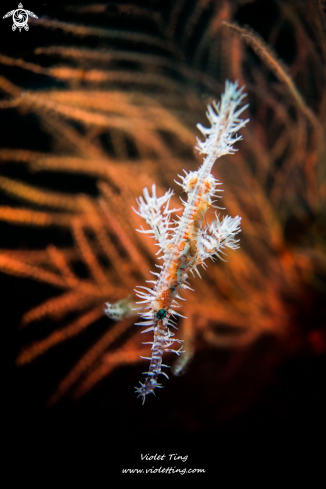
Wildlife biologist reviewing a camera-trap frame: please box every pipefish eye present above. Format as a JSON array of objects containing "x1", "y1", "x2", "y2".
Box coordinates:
[{"x1": 156, "y1": 309, "x2": 167, "y2": 319}]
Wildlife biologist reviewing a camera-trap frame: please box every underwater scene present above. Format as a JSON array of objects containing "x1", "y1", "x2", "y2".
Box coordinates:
[{"x1": 1, "y1": 0, "x2": 325, "y2": 473}]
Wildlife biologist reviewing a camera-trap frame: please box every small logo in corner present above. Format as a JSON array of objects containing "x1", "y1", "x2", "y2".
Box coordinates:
[{"x1": 3, "y1": 3, "x2": 38, "y2": 32}]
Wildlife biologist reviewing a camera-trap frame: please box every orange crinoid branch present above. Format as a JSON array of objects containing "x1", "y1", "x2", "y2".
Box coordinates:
[{"x1": 0, "y1": 1, "x2": 325, "y2": 409}]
